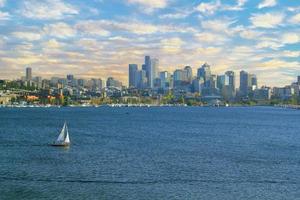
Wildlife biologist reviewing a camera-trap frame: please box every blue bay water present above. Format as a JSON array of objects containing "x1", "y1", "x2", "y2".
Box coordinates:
[{"x1": 0, "y1": 107, "x2": 300, "y2": 199}]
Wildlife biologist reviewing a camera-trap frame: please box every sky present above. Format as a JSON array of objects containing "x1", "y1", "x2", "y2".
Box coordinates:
[{"x1": 0, "y1": 0, "x2": 299, "y2": 87}]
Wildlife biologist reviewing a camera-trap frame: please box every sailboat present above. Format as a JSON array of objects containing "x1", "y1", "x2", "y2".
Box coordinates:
[{"x1": 51, "y1": 122, "x2": 70, "y2": 147}]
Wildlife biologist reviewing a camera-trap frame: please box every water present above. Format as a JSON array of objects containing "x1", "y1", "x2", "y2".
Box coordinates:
[{"x1": 0, "y1": 107, "x2": 300, "y2": 199}]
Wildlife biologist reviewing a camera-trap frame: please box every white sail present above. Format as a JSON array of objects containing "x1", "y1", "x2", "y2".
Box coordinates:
[
  {"x1": 64, "y1": 124, "x2": 70, "y2": 143},
  {"x1": 56, "y1": 122, "x2": 66, "y2": 142}
]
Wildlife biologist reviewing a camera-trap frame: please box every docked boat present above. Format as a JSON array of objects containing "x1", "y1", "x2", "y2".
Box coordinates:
[{"x1": 51, "y1": 122, "x2": 70, "y2": 147}]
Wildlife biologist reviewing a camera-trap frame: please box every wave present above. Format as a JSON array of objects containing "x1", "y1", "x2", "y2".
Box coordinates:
[{"x1": 0, "y1": 176, "x2": 297, "y2": 185}]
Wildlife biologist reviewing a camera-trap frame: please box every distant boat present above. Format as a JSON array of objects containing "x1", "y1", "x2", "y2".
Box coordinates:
[{"x1": 51, "y1": 122, "x2": 70, "y2": 147}]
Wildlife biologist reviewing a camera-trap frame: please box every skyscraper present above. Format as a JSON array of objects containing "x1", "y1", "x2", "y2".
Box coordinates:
[
  {"x1": 128, "y1": 64, "x2": 138, "y2": 88},
  {"x1": 144, "y1": 56, "x2": 159, "y2": 88},
  {"x1": 240, "y1": 70, "x2": 249, "y2": 97},
  {"x1": 184, "y1": 66, "x2": 192, "y2": 83},
  {"x1": 225, "y1": 71, "x2": 235, "y2": 91},
  {"x1": 144, "y1": 56, "x2": 151, "y2": 87},
  {"x1": 240, "y1": 70, "x2": 257, "y2": 97},
  {"x1": 173, "y1": 69, "x2": 184, "y2": 88},
  {"x1": 26, "y1": 67, "x2": 32, "y2": 81},
  {"x1": 197, "y1": 63, "x2": 211, "y2": 87}
]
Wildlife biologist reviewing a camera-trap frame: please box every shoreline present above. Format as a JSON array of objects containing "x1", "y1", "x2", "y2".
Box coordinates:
[{"x1": 0, "y1": 104, "x2": 297, "y2": 109}]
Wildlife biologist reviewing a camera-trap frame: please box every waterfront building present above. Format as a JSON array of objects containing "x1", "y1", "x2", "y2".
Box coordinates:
[
  {"x1": 239, "y1": 70, "x2": 257, "y2": 97},
  {"x1": 159, "y1": 71, "x2": 170, "y2": 89},
  {"x1": 184, "y1": 66, "x2": 193, "y2": 83},
  {"x1": 91, "y1": 79, "x2": 103, "y2": 91},
  {"x1": 197, "y1": 63, "x2": 211, "y2": 86},
  {"x1": 192, "y1": 78, "x2": 204, "y2": 93},
  {"x1": 254, "y1": 87, "x2": 272, "y2": 100},
  {"x1": 106, "y1": 77, "x2": 122, "y2": 89},
  {"x1": 26, "y1": 67, "x2": 32, "y2": 81},
  {"x1": 129, "y1": 64, "x2": 138, "y2": 88},
  {"x1": 225, "y1": 71, "x2": 235, "y2": 91},
  {"x1": 173, "y1": 69, "x2": 184, "y2": 88},
  {"x1": 273, "y1": 86, "x2": 295, "y2": 100}
]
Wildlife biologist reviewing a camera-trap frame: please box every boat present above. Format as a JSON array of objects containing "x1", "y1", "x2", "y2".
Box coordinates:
[{"x1": 51, "y1": 122, "x2": 70, "y2": 147}]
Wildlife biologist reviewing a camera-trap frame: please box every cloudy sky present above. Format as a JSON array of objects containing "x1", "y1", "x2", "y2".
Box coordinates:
[{"x1": 0, "y1": 0, "x2": 299, "y2": 86}]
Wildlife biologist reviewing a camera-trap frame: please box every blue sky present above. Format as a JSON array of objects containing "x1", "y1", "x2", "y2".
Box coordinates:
[{"x1": 0, "y1": 0, "x2": 299, "y2": 86}]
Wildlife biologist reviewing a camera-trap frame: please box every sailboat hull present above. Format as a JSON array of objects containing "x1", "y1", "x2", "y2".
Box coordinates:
[{"x1": 51, "y1": 142, "x2": 70, "y2": 147}]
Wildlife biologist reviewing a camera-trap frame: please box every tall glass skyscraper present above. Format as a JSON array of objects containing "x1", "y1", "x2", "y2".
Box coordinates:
[
  {"x1": 128, "y1": 64, "x2": 138, "y2": 88},
  {"x1": 26, "y1": 67, "x2": 32, "y2": 81}
]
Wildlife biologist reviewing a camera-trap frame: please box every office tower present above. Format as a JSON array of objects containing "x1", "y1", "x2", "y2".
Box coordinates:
[
  {"x1": 298, "y1": 76, "x2": 300, "y2": 85},
  {"x1": 192, "y1": 78, "x2": 204, "y2": 93},
  {"x1": 184, "y1": 66, "x2": 193, "y2": 83},
  {"x1": 250, "y1": 74, "x2": 257, "y2": 90},
  {"x1": 144, "y1": 56, "x2": 159, "y2": 88},
  {"x1": 217, "y1": 75, "x2": 229, "y2": 90},
  {"x1": 240, "y1": 70, "x2": 249, "y2": 97},
  {"x1": 106, "y1": 77, "x2": 122, "y2": 89},
  {"x1": 173, "y1": 69, "x2": 184, "y2": 87},
  {"x1": 225, "y1": 71, "x2": 235, "y2": 91},
  {"x1": 135, "y1": 70, "x2": 147, "y2": 89},
  {"x1": 151, "y1": 58, "x2": 159, "y2": 82},
  {"x1": 67, "y1": 74, "x2": 74, "y2": 86},
  {"x1": 240, "y1": 70, "x2": 257, "y2": 97},
  {"x1": 129, "y1": 64, "x2": 138, "y2": 88},
  {"x1": 77, "y1": 79, "x2": 86, "y2": 87},
  {"x1": 160, "y1": 71, "x2": 170, "y2": 89},
  {"x1": 144, "y1": 56, "x2": 151, "y2": 87},
  {"x1": 197, "y1": 63, "x2": 211, "y2": 88},
  {"x1": 91, "y1": 79, "x2": 102, "y2": 91},
  {"x1": 26, "y1": 67, "x2": 32, "y2": 80}
]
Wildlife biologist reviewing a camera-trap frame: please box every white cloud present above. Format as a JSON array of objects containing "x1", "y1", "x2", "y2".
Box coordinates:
[
  {"x1": 0, "y1": 11, "x2": 9, "y2": 20},
  {"x1": 258, "y1": 0, "x2": 277, "y2": 9},
  {"x1": 289, "y1": 13, "x2": 300, "y2": 24},
  {"x1": 161, "y1": 37, "x2": 184, "y2": 53},
  {"x1": 250, "y1": 12, "x2": 284, "y2": 28},
  {"x1": 281, "y1": 33, "x2": 300, "y2": 44},
  {"x1": 201, "y1": 19, "x2": 236, "y2": 34},
  {"x1": 256, "y1": 41, "x2": 283, "y2": 50},
  {"x1": 159, "y1": 12, "x2": 190, "y2": 19},
  {"x1": 127, "y1": 0, "x2": 168, "y2": 13},
  {"x1": 224, "y1": 0, "x2": 247, "y2": 11},
  {"x1": 21, "y1": 0, "x2": 79, "y2": 20},
  {"x1": 75, "y1": 21, "x2": 110, "y2": 37},
  {"x1": 196, "y1": 0, "x2": 221, "y2": 15},
  {"x1": 239, "y1": 29, "x2": 263, "y2": 40},
  {"x1": 43, "y1": 22, "x2": 76, "y2": 38},
  {"x1": 12, "y1": 32, "x2": 42, "y2": 41},
  {"x1": 195, "y1": 32, "x2": 228, "y2": 44},
  {"x1": 281, "y1": 50, "x2": 300, "y2": 58}
]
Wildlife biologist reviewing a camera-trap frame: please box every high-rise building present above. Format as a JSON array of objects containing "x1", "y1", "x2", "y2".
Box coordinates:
[
  {"x1": 159, "y1": 71, "x2": 170, "y2": 89},
  {"x1": 26, "y1": 67, "x2": 32, "y2": 80},
  {"x1": 173, "y1": 69, "x2": 184, "y2": 88},
  {"x1": 217, "y1": 75, "x2": 229, "y2": 90},
  {"x1": 184, "y1": 66, "x2": 193, "y2": 83},
  {"x1": 197, "y1": 63, "x2": 211, "y2": 88},
  {"x1": 240, "y1": 70, "x2": 250, "y2": 97},
  {"x1": 128, "y1": 64, "x2": 138, "y2": 88},
  {"x1": 298, "y1": 76, "x2": 300, "y2": 85},
  {"x1": 144, "y1": 56, "x2": 159, "y2": 88},
  {"x1": 67, "y1": 74, "x2": 77, "y2": 87},
  {"x1": 106, "y1": 77, "x2": 122, "y2": 89},
  {"x1": 144, "y1": 56, "x2": 151, "y2": 87},
  {"x1": 225, "y1": 71, "x2": 235, "y2": 91},
  {"x1": 135, "y1": 70, "x2": 147, "y2": 89},
  {"x1": 240, "y1": 70, "x2": 257, "y2": 97}
]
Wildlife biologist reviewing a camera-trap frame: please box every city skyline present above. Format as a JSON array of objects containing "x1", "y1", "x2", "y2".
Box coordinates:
[{"x1": 0, "y1": 0, "x2": 299, "y2": 86}]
